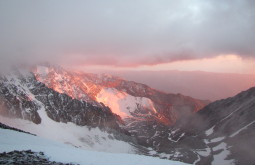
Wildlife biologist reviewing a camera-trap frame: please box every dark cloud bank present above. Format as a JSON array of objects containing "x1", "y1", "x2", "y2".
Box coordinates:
[{"x1": 0, "y1": 0, "x2": 255, "y2": 67}]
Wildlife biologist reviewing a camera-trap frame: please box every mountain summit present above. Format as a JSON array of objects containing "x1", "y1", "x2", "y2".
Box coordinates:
[{"x1": 33, "y1": 64, "x2": 208, "y2": 125}]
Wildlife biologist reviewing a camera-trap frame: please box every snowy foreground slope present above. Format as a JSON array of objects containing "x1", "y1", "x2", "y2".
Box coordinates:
[
  {"x1": 0, "y1": 108, "x2": 134, "y2": 154},
  {"x1": 0, "y1": 128, "x2": 188, "y2": 165}
]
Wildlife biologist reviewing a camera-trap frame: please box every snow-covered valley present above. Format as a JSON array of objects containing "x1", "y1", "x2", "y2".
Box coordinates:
[{"x1": 0, "y1": 127, "x2": 188, "y2": 165}]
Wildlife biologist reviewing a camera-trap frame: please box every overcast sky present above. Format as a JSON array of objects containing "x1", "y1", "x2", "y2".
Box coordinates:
[{"x1": 0, "y1": 0, "x2": 255, "y2": 71}]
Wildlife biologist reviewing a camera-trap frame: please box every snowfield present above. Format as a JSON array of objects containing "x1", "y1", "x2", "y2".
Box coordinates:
[
  {"x1": 0, "y1": 108, "x2": 134, "y2": 154},
  {"x1": 96, "y1": 88, "x2": 157, "y2": 118},
  {"x1": 0, "y1": 128, "x2": 188, "y2": 165}
]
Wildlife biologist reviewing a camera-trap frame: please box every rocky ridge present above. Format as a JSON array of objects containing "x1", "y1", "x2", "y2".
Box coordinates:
[{"x1": 0, "y1": 64, "x2": 254, "y2": 164}]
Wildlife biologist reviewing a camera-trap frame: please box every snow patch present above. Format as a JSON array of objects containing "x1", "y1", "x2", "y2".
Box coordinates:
[
  {"x1": 96, "y1": 88, "x2": 157, "y2": 118},
  {"x1": 36, "y1": 66, "x2": 49, "y2": 76},
  {"x1": 147, "y1": 148, "x2": 182, "y2": 160},
  {"x1": 195, "y1": 148, "x2": 211, "y2": 157},
  {"x1": 168, "y1": 133, "x2": 185, "y2": 142},
  {"x1": 212, "y1": 142, "x2": 234, "y2": 165},
  {"x1": 210, "y1": 136, "x2": 225, "y2": 143},
  {"x1": 148, "y1": 148, "x2": 157, "y2": 155},
  {"x1": 205, "y1": 125, "x2": 215, "y2": 136}
]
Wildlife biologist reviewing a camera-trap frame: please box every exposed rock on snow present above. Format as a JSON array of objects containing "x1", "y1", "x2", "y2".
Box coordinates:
[
  {"x1": 0, "y1": 150, "x2": 76, "y2": 165},
  {"x1": 0, "y1": 128, "x2": 188, "y2": 165}
]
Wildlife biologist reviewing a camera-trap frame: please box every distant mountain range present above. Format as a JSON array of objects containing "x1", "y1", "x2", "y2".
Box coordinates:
[
  {"x1": 0, "y1": 64, "x2": 254, "y2": 165},
  {"x1": 103, "y1": 70, "x2": 255, "y2": 101}
]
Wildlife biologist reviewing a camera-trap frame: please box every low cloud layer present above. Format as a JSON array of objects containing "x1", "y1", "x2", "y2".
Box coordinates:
[{"x1": 0, "y1": 0, "x2": 255, "y2": 67}]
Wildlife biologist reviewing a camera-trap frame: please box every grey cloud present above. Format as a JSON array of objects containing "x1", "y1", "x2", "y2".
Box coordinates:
[{"x1": 0, "y1": 0, "x2": 254, "y2": 67}]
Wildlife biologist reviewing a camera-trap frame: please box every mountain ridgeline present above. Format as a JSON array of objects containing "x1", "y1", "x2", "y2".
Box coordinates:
[
  {"x1": 0, "y1": 68, "x2": 124, "y2": 133},
  {"x1": 0, "y1": 64, "x2": 254, "y2": 165}
]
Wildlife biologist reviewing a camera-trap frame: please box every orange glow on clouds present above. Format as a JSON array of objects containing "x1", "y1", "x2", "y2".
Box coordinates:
[
  {"x1": 79, "y1": 54, "x2": 255, "y2": 74},
  {"x1": 136, "y1": 55, "x2": 255, "y2": 74}
]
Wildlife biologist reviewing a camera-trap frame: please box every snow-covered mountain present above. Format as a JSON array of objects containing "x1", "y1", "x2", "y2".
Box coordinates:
[
  {"x1": 0, "y1": 64, "x2": 254, "y2": 164},
  {"x1": 31, "y1": 64, "x2": 211, "y2": 154},
  {"x1": 0, "y1": 67, "x2": 125, "y2": 132},
  {"x1": 33, "y1": 64, "x2": 208, "y2": 124}
]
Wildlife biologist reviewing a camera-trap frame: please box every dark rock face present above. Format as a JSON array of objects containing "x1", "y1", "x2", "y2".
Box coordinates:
[
  {"x1": 0, "y1": 150, "x2": 77, "y2": 165},
  {"x1": 0, "y1": 74, "x2": 42, "y2": 124},
  {"x1": 144, "y1": 87, "x2": 255, "y2": 165},
  {"x1": 0, "y1": 70, "x2": 125, "y2": 134},
  {"x1": 30, "y1": 81, "x2": 123, "y2": 131},
  {"x1": 0, "y1": 122, "x2": 35, "y2": 135}
]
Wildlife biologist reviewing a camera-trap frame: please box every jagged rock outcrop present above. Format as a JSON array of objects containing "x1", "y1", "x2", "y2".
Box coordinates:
[
  {"x1": 146, "y1": 87, "x2": 255, "y2": 165},
  {"x1": 0, "y1": 69, "x2": 125, "y2": 134},
  {"x1": 0, "y1": 150, "x2": 77, "y2": 165},
  {"x1": 0, "y1": 122, "x2": 35, "y2": 135}
]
